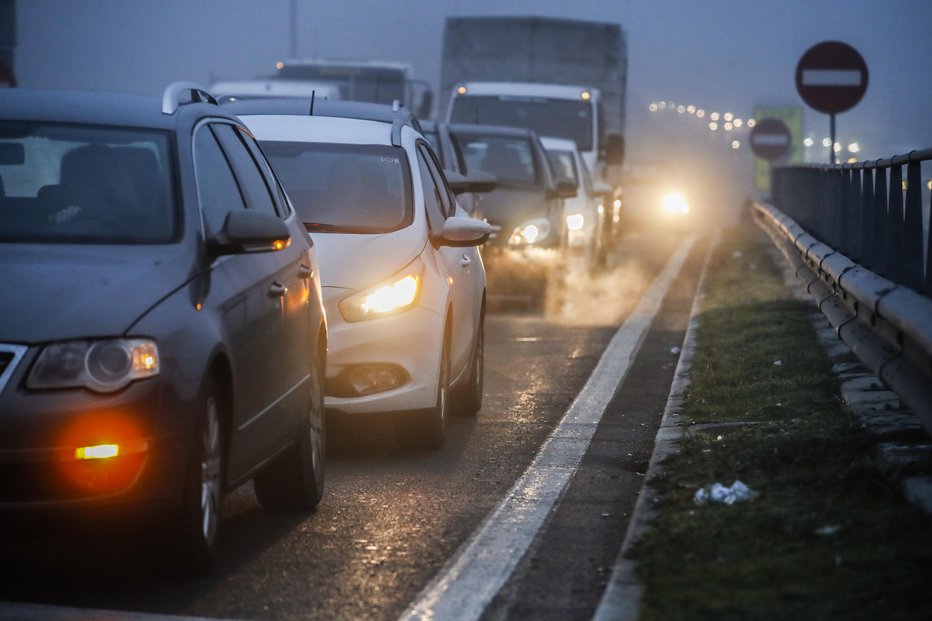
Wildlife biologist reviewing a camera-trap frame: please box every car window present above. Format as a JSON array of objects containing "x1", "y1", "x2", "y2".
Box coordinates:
[
  {"x1": 455, "y1": 133, "x2": 538, "y2": 187},
  {"x1": 546, "y1": 149, "x2": 579, "y2": 186},
  {"x1": 417, "y1": 143, "x2": 455, "y2": 217},
  {"x1": 0, "y1": 121, "x2": 175, "y2": 244},
  {"x1": 259, "y1": 141, "x2": 412, "y2": 234},
  {"x1": 415, "y1": 147, "x2": 448, "y2": 235},
  {"x1": 194, "y1": 124, "x2": 247, "y2": 238},
  {"x1": 212, "y1": 124, "x2": 277, "y2": 216}
]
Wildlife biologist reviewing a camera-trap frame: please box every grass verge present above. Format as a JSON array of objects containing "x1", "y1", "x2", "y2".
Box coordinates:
[{"x1": 630, "y1": 214, "x2": 932, "y2": 621}]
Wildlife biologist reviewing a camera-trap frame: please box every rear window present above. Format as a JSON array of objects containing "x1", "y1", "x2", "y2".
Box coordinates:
[
  {"x1": 0, "y1": 122, "x2": 175, "y2": 244},
  {"x1": 454, "y1": 133, "x2": 539, "y2": 187},
  {"x1": 259, "y1": 141, "x2": 412, "y2": 234}
]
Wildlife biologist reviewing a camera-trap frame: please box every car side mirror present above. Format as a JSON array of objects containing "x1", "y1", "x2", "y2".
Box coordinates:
[
  {"x1": 439, "y1": 216, "x2": 491, "y2": 247},
  {"x1": 445, "y1": 169, "x2": 498, "y2": 195},
  {"x1": 592, "y1": 180, "x2": 615, "y2": 199},
  {"x1": 549, "y1": 180, "x2": 578, "y2": 200},
  {"x1": 209, "y1": 209, "x2": 291, "y2": 256}
]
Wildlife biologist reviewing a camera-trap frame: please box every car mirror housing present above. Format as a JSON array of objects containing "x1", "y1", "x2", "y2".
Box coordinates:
[
  {"x1": 445, "y1": 169, "x2": 498, "y2": 195},
  {"x1": 439, "y1": 216, "x2": 491, "y2": 247},
  {"x1": 549, "y1": 180, "x2": 578, "y2": 200},
  {"x1": 592, "y1": 180, "x2": 615, "y2": 198},
  {"x1": 209, "y1": 209, "x2": 291, "y2": 256}
]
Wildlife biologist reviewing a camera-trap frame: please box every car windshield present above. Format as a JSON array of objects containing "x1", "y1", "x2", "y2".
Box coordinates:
[
  {"x1": 454, "y1": 133, "x2": 539, "y2": 188},
  {"x1": 450, "y1": 96, "x2": 594, "y2": 151},
  {"x1": 259, "y1": 141, "x2": 412, "y2": 233},
  {"x1": 0, "y1": 122, "x2": 175, "y2": 244}
]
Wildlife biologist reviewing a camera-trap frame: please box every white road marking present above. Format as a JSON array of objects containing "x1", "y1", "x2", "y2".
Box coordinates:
[{"x1": 399, "y1": 236, "x2": 698, "y2": 621}]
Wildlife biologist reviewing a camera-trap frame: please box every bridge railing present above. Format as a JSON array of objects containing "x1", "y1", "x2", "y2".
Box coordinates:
[{"x1": 752, "y1": 149, "x2": 932, "y2": 431}]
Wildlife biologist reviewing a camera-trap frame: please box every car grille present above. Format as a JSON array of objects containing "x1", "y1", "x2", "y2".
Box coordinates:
[{"x1": 0, "y1": 344, "x2": 27, "y2": 395}]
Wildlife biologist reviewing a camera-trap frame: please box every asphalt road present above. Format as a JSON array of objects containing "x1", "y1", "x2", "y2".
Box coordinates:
[{"x1": 0, "y1": 230, "x2": 703, "y2": 621}]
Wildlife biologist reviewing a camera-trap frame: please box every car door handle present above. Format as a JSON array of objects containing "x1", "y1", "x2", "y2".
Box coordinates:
[
  {"x1": 268, "y1": 282, "x2": 287, "y2": 297},
  {"x1": 460, "y1": 254, "x2": 472, "y2": 267},
  {"x1": 298, "y1": 264, "x2": 313, "y2": 280}
]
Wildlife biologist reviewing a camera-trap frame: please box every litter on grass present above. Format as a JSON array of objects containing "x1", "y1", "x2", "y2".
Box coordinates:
[{"x1": 693, "y1": 480, "x2": 757, "y2": 505}]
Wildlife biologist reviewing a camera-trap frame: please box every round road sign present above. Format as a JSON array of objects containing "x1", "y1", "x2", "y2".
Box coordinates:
[
  {"x1": 795, "y1": 41, "x2": 868, "y2": 114},
  {"x1": 749, "y1": 118, "x2": 792, "y2": 161}
]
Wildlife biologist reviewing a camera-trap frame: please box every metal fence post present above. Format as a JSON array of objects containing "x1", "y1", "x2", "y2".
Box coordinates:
[
  {"x1": 886, "y1": 163, "x2": 904, "y2": 283},
  {"x1": 873, "y1": 164, "x2": 888, "y2": 278},
  {"x1": 902, "y1": 156, "x2": 924, "y2": 292},
  {"x1": 860, "y1": 167, "x2": 874, "y2": 268}
]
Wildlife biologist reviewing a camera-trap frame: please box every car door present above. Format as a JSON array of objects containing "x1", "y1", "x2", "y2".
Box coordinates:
[
  {"x1": 415, "y1": 141, "x2": 481, "y2": 381},
  {"x1": 194, "y1": 122, "x2": 303, "y2": 476}
]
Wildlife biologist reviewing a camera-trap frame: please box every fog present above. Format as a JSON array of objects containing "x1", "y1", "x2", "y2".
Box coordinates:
[{"x1": 11, "y1": 0, "x2": 932, "y2": 216}]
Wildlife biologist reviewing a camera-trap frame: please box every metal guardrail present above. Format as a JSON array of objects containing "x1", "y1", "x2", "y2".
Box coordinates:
[
  {"x1": 751, "y1": 199, "x2": 932, "y2": 433},
  {"x1": 770, "y1": 149, "x2": 932, "y2": 295}
]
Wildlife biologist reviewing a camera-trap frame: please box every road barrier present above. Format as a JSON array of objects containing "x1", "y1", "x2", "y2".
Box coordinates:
[
  {"x1": 752, "y1": 166, "x2": 932, "y2": 430},
  {"x1": 770, "y1": 149, "x2": 932, "y2": 294}
]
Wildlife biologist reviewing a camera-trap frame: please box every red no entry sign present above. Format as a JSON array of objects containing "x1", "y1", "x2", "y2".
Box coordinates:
[
  {"x1": 749, "y1": 118, "x2": 791, "y2": 161},
  {"x1": 795, "y1": 41, "x2": 868, "y2": 114}
]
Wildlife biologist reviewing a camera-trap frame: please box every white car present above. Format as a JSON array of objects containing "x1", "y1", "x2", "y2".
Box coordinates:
[
  {"x1": 540, "y1": 136, "x2": 612, "y2": 265},
  {"x1": 227, "y1": 99, "x2": 490, "y2": 448}
]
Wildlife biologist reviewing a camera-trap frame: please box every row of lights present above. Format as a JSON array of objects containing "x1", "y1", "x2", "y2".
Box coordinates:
[{"x1": 648, "y1": 100, "x2": 757, "y2": 151}]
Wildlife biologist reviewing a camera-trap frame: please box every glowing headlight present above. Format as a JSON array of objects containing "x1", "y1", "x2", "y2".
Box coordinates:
[
  {"x1": 566, "y1": 213, "x2": 585, "y2": 231},
  {"x1": 509, "y1": 218, "x2": 551, "y2": 246},
  {"x1": 662, "y1": 192, "x2": 690, "y2": 215},
  {"x1": 27, "y1": 339, "x2": 160, "y2": 393},
  {"x1": 340, "y1": 260, "x2": 423, "y2": 322}
]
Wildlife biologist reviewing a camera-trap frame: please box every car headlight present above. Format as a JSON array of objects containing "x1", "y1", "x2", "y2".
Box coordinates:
[
  {"x1": 662, "y1": 192, "x2": 690, "y2": 215},
  {"x1": 27, "y1": 338, "x2": 160, "y2": 393},
  {"x1": 565, "y1": 213, "x2": 585, "y2": 231},
  {"x1": 509, "y1": 218, "x2": 551, "y2": 245},
  {"x1": 339, "y1": 259, "x2": 423, "y2": 322}
]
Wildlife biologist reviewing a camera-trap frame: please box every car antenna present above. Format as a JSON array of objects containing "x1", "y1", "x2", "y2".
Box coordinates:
[{"x1": 309, "y1": 90, "x2": 316, "y2": 116}]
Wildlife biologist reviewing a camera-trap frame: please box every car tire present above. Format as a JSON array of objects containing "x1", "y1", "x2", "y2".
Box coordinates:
[
  {"x1": 454, "y1": 310, "x2": 484, "y2": 417},
  {"x1": 254, "y1": 359, "x2": 326, "y2": 512},
  {"x1": 162, "y1": 376, "x2": 224, "y2": 576}
]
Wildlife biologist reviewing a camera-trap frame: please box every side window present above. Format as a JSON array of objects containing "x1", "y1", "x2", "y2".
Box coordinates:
[
  {"x1": 240, "y1": 128, "x2": 293, "y2": 218},
  {"x1": 212, "y1": 124, "x2": 278, "y2": 216},
  {"x1": 417, "y1": 143, "x2": 454, "y2": 217},
  {"x1": 415, "y1": 147, "x2": 446, "y2": 235},
  {"x1": 193, "y1": 124, "x2": 246, "y2": 238}
]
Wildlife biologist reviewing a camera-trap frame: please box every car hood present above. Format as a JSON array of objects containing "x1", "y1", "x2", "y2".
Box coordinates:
[
  {"x1": 310, "y1": 226, "x2": 425, "y2": 291},
  {"x1": 0, "y1": 245, "x2": 192, "y2": 343},
  {"x1": 472, "y1": 186, "x2": 552, "y2": 228}
]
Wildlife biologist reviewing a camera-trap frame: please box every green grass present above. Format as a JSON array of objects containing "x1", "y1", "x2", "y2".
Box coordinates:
[{"x1": 631, "y1": 215, "x2": 932, "y2": 621}]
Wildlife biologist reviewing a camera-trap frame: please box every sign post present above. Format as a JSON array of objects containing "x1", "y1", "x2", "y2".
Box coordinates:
[{"x1": 795, "y1": 41, "x2": 868, "y2": 163}]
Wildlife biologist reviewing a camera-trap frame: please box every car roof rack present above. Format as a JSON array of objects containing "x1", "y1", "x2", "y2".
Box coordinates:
[{"x1": 162, "y1": 82, "x2": 219, "y2": 115}]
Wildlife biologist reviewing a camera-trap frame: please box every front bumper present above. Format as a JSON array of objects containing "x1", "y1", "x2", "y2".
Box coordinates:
[{"x1": 322, "y1": 290, "x2": 444, "y2": 415}]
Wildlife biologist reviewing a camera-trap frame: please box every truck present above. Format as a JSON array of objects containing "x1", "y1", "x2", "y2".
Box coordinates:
[
  {"x1": 440, "y1": 16, "x2": 627, "y2": 189},
  {"x1": 270, "y1": 58, "x2": 433, "y2": 119}
]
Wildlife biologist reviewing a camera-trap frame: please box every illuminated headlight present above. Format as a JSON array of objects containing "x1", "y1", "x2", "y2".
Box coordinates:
[
  {"x1": 27, "y1": 339, "x2": 160, "y2": 393},
  {"x1": 565, "y1": 213, "x2": 585, "y2": 231},
  {"x1": 662, "y1": 192, "x2": 690, "y2": 215},
  {"x1": 340, "y1": 259, "x2": 423, "y2": 322},
  {"x1": 509, "y1": 218, "x2": 551, "y2": 245}
]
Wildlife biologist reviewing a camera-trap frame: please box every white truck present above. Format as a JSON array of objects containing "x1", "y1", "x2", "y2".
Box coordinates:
[
  {"x1": 270, "y1": 58, "x2": 433, "y2": 119},
  {"x1": 440, "y1": 16, "x2": 627, "y2": 188}
]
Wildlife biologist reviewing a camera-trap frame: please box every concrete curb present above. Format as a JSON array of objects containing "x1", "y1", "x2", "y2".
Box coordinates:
[{"x1": 591, "y1": 233, "x2": 716, "y2": 621}]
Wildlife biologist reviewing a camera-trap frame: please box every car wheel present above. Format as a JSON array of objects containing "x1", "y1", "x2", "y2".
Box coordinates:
[
  {"x1": 400, "y1": 333, "x2": 449, "y2": 449},
  {"x1": 454, "y1": 310, "x2": 484, "y2": 417},
  {"x1": 254, "y1": 360, "x2": 326, "y2": 512},
  {"x1": 163, "y1": 376, "x2": 224, "y2": 576}
]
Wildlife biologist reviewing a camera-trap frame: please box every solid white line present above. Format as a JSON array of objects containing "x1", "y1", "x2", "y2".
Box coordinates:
[{"x1": 399, "y1": 236, "x2": 698, "y2": 621}]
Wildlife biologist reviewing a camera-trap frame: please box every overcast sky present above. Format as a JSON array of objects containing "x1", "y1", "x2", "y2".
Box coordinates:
[{"x1": 13, "y1": 0, "x2": 932, "y2": 161}]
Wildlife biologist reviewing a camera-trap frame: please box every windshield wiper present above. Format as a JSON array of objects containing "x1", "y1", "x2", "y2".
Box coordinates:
[{"x1": 305, "y1": 222, "x2": 389, "y2": 234}]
